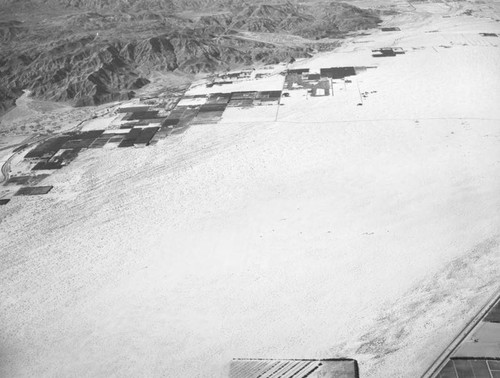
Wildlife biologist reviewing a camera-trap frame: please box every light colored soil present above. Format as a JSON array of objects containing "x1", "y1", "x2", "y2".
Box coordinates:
[{"x1": 1, "y1": 1, "x2": 500, "y2": 377}]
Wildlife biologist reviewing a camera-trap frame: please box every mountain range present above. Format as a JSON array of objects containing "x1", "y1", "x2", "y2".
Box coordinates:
[{"x1": 0, "y1": 0, "x2": 382, "y2": 114}]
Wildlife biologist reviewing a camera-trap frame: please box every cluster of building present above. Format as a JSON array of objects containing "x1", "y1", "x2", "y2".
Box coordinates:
[{"x1": 285, "y1": 67, "x2": 364, "y2": 96}]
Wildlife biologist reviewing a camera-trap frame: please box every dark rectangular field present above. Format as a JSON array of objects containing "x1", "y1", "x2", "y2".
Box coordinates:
[
  {"x1": 166, "y1": 106, "x2": 201, "y2": 126},
  {"x1": 192, "y1": 111, "x2": 224, "y2": 124},
  {"x1": 480, "y1": 32, "x2": 498, "y2": 37},
  {"x1": 118, "y1": 128, "x2": 142, "y2": 147},
  {"x1": 32, "y1": 161, "x2": 63, "y2": 170},
  {"x1": 24, "y1": 136, "x2": 71, "y2": 160},
  {"x1": 134, "y1": 127, "x2": 159, "y2": 146},
  {"x1": 199, "y1": 103, "x2": 227, "y2": 112},
  {"x1": 256, "y1": 91, "x2": 282, "y2": 99},
  {"x1": 229, "y1": 359, "x2": 359, "y2": 378},
  {"x1": 381, "y1": 27, "x2": 400, "y2": 31},
  {"x1": 123, "y1": 111, "x2": 160, "y2": 121},
  {"x1": 227, "y1": 98, "x2": 254, "y2": 107},
  {"x1": 89, "y1": 137, "x2": 111, "y2": 148},
  {"x1": 116, "y1": 106, "x2": 150, "y2": 113},
  {"x1": 71, "y1": 130, "x2": 105, "y2": 139},
  {"x1": 149, "y1": 127, "x2": 170, "y2": 143},
  {"x1": 163, "y1": 118, "x2": 180, "y2": 126},
  {"x1": 0, "y1": 199, "x2": 10, "y2": 205},
  {"x1": 320, "y1": 67, "x2": 356, "y2": 79},
  {"x1": 485, "y1": 300, "x2": 500, "y2": 323},
  {"x1": 6, "y1": 175, "x2": 49, "y2": 186},
  {"x1": 230, "y1": 91, "x2": 257, "y2": 100},
  {"x1": 372, "y1": 48, "x2": 397, "y2": 57},
  {"x1": 288, "y1": 68, "x2": 310, "y2": 74},
  {"x1": 108, "y1": 136, "x2": 125, "y2": 144},
  {"x1": 61, "y1": 139, "x2": 94, "y2": 149},
  {"x1": 15, "y1": 186, "x2": 53, "y2": 196}
]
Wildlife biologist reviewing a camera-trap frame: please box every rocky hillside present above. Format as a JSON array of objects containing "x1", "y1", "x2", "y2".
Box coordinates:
[{"x1": 0, "y1": 0, "x2": 382, "y2": 114}]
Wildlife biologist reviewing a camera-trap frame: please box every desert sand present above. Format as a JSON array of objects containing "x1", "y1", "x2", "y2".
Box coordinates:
[{"x1": 1, "y1": 1, "x2": 499, "y2": 377}]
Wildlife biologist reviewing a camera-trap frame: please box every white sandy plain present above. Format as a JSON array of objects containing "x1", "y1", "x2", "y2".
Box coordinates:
[{"x1": 1, "y1": 1, "x2": 500, "y2": 377}]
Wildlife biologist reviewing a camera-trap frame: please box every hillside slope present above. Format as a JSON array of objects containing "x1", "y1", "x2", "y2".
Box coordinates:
[{"x1": 0, "y1": 0, "x2": 381, "y2": 114}]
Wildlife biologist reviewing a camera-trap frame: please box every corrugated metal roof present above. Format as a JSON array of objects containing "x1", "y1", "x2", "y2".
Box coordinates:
[{"x1": 229, "y1": 359, "x2": 358, "y2": 378}]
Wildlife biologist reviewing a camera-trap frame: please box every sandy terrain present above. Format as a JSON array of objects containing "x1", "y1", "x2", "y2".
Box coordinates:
[{"x1": 1, "y1": 1, "x2": 500, "y2": 377}]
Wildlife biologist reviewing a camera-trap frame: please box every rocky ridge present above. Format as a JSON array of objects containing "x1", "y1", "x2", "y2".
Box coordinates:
[{"x1": 0, "y1": 0, "x2": 382, "y2": 114}]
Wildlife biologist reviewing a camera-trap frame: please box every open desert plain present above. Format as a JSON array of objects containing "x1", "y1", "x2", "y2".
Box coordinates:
[{"x1": 1, "y1": 0, "x2": 500, "y2": 377}]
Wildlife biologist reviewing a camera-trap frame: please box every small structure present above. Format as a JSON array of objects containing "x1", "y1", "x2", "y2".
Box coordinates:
[
  {"x1": 480, "y1": 32, "x2": 498, "y2": 37},
  {"x1": 15, "y1": 186, "x2": 53, "y2": 196},
  {"x1": 229, "y1": 359, "x2": 359, "y2": 378},
  {"x1": 372, "y1": 47, "x2": 405, "y2": 57}
]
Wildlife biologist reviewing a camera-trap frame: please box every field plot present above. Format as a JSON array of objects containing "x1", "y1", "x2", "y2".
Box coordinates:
[{"x1": 14, "y1": 186, "x2": 53, "y2": 196}]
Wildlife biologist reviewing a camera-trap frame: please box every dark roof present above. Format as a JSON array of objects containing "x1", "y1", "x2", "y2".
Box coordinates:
[
  {"x1": 320, "y1": 67, "x2": 356, "y2": 79},
  {"x1": 15, "y1": 186, "x2": 53, "y2": 195},
  {"x1": 288, "y1": 68, "x2": 310, "y2": 74}
]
